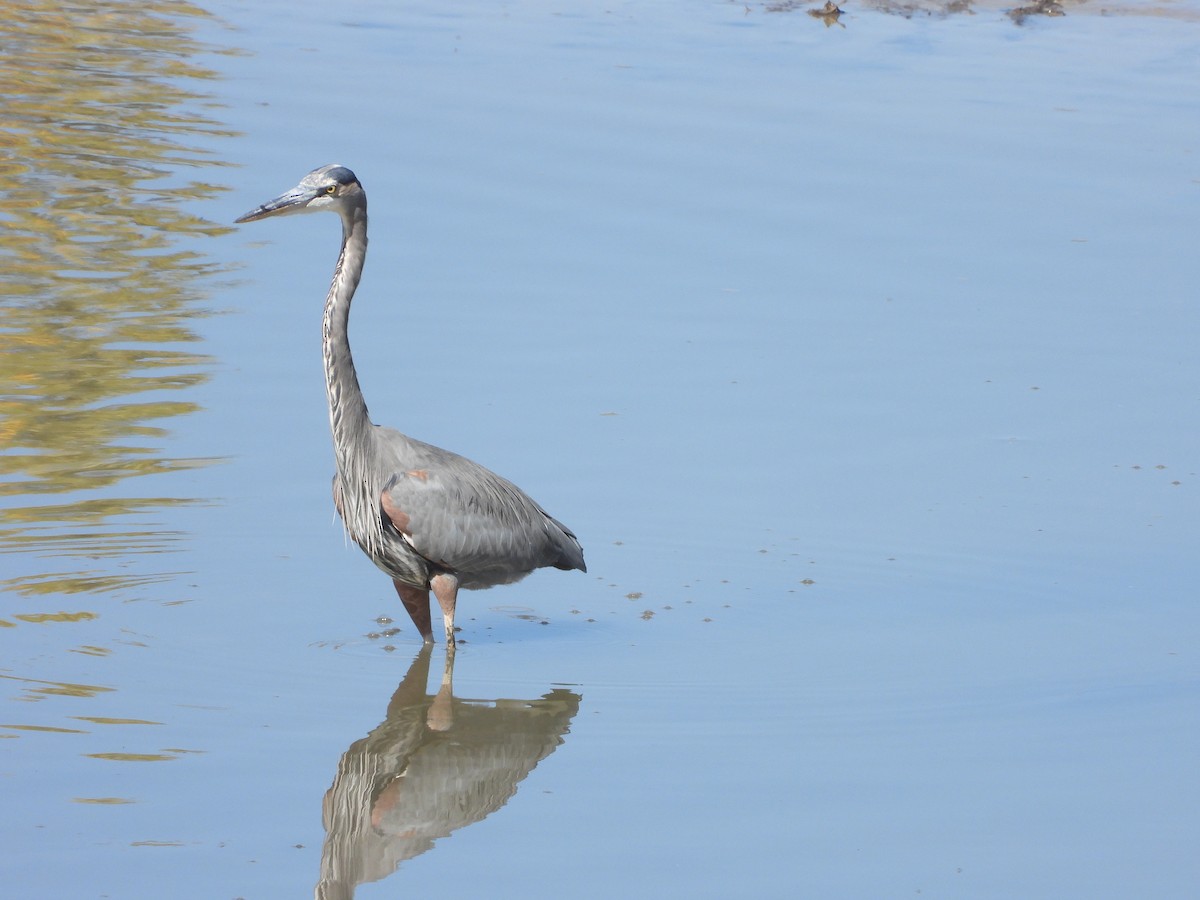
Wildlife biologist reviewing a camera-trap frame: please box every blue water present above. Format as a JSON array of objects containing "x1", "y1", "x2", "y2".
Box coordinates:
[{"x1": 2, "y1": 2, "x2": 1198, "y2": 897}]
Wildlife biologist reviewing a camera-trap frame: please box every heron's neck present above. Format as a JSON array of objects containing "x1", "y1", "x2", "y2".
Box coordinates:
[{"x1": 323, "y1": 203, "x2": 374, "y2": 484}]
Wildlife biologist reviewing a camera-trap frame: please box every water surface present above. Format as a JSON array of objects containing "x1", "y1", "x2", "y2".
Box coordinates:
[{"x1": 2, "y1": 1, "x2": 1198, "y2": 897}]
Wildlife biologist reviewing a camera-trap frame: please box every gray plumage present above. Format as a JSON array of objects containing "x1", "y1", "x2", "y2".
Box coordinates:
[{"x1": 236, "y1": 164, "x2": 585, "y2": 646}]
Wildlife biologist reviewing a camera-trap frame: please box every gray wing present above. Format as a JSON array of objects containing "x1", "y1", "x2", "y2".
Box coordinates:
[{"x1": 378, "y1": 436, "x2": 585, "y2": 588}]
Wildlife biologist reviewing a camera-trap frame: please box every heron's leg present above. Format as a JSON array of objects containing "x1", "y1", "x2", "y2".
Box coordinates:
[
  {"x1": 430, "y1": 572, "x2": 460, "y2": 648},
  {"x1": 393, "y1": 580, "x2": 433, "y2": 644}
]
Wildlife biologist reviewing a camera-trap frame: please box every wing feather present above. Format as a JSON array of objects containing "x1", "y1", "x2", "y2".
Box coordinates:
[{"x1": 377, "y1": 433, "x2": 584, "y2": 588}]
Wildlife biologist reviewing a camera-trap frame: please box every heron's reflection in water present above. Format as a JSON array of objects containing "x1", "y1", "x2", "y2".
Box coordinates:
[{"x1": 315, "y1": 647, "x2": 581, "y2": 899}]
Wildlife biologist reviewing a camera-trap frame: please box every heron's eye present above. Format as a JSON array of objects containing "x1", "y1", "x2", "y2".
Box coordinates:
[{"x1": 325, "y1": 185, "x2": 337, "y2": 195}]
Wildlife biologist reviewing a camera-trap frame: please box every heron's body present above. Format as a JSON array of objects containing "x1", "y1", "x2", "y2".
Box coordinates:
[{"x1": 236, "y1": 164, "x2": 584, "y2": 646}]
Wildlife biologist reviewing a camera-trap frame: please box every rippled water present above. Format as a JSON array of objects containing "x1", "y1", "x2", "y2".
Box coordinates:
[{"x1": 2, "y1": 1, "x2": 1198, "y2": 897}]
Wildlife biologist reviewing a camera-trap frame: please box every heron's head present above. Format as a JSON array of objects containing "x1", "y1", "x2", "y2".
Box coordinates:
[{"x1": 235, "y1": 164, "x2": 364, "y2": 223}]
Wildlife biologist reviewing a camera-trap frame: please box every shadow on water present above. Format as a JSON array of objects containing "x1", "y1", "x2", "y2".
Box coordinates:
[
  {"x1": 316, "y1": 646, "x2": 581, "y2": 900},
  {"x1": 0, "y1": 0, "x2": 238, "y2": 606}
]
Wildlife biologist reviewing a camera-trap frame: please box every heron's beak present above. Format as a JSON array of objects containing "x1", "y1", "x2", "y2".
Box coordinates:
[{"x1": 234, "y1": 185, "x2": 319, "y2": 224}]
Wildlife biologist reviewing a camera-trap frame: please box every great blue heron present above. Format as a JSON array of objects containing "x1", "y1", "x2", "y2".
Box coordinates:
[{"x1": 235, "y1": 164, "x2": 585, "y2": 647}]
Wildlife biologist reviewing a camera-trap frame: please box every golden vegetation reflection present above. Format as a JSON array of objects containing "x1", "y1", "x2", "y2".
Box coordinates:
[{"x1": 0, "y1": 0, "x2": 237, "y2": 603}]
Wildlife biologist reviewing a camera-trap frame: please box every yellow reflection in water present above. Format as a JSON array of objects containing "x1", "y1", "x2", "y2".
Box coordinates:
[
  {"x1": 13, "y1": 611, "x2": 99, "y2": 623},
  {"x1": 0, "y1": 0, "x2": 237, "y2": 602},
  {"x1": 1, "y1": 723, "x2": 89, "y2": 735},
  {"x1": 0, "y1": 673, "x2": 116, "y2": 701},
  {"x1": 86, "y1": 752, "x2": 179, "y2": 763}
]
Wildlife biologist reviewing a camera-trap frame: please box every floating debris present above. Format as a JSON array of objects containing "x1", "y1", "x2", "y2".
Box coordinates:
[
  {"x1": 1009, "y1": 0, "x2": 1064, "y2": 23},
  {"x1": 764, "y1": 0, "x2": 844, "y2": 24},
  {"x1": 808, "y1": 0, "x2": 845, "y2": 25}
]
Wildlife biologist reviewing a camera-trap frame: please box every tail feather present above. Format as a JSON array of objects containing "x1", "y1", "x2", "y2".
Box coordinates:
[{"x1": 547, "y1": 516, "x2": 586, "y2": 573}]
